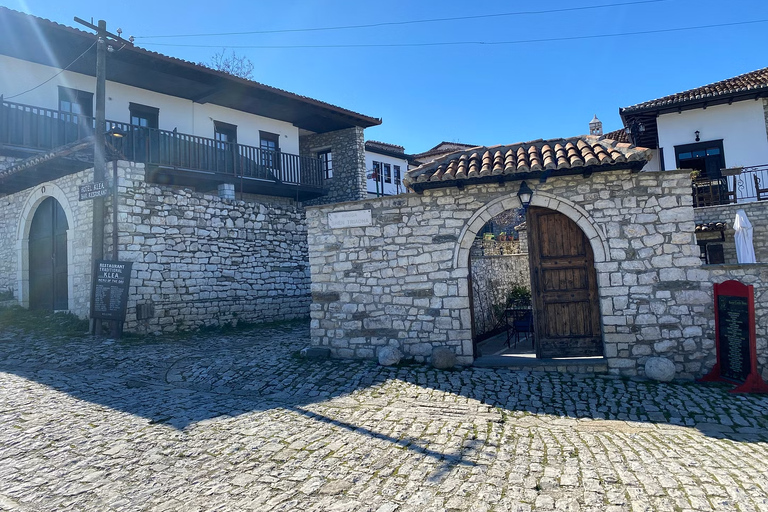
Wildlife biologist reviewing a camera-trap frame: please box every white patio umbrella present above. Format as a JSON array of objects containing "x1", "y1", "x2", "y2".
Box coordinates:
[{"x1": 734, "y1": 209, "x2": 757, "y2": 264}]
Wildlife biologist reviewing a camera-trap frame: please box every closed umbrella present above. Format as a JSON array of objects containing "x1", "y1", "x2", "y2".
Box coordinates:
[{"x1": 734, "y1": 209, "x2": 756, "y2": 264}]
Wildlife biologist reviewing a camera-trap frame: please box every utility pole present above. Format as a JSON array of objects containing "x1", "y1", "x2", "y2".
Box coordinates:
[{"x1": 74, "y1": 17, "x2": 132, "y2": 335}]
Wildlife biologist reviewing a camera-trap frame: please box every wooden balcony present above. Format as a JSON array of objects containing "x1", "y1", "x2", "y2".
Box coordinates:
[{"x1": 0, "y1": 99, "x2": 326, "y2": 200}]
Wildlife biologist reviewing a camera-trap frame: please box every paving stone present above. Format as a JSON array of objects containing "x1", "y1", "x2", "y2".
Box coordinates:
[{"x1": 0, "y1": 322, "x2": 767, "y2": 511}]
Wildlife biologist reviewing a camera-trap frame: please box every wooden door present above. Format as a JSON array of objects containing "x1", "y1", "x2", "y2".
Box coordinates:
[
  {"x1": 29, "y1": 197, "x2": 68, "y2": 311},
  {"x1": 527, "y1": 206, "x2": 602, "y2": 358}
]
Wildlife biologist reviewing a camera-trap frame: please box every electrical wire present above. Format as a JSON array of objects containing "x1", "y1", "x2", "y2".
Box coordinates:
[
  {"x1": 136, "y1": 0, "x2": 667, "y2": 39},
  {"x1": 4, "y1": 41, "x2": 97, "y2": 100},
  {"x1": 140, "y1": 19, "x2": 768, "y2": 49}
]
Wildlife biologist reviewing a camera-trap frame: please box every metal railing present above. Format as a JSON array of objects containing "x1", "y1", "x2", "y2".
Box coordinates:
[
  {"x1": 0, "y1": 99, "x2": 324, "y2": 188},
  {"x1": 691, "y1": 165, "x2": 768, "y2": 207}
]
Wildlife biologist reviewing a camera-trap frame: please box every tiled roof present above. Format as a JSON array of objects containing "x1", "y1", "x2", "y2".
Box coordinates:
[
  {"x1": 412, "y1": 141, "x2": 479, "y2": 161},
  {"x1": 602, "y1": 128, "x2": 630, "y2": 143},
  {"x1": 404, "y1": 136, "x2": 652, "y2": 191},
  {"x1": 365, "y1": 140, "x2": 405, "y2": 154},
  {"x1": 0, "y1": 7, "x2": 381, "y2": 129},
  {"x1": 621, "y1": 66, "x2": 768, "y2": 114},
  {"x1": 0, "y1": 137, "x2": 94, "y2": 180}
]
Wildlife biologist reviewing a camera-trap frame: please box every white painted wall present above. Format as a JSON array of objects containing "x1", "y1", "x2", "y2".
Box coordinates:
[
  {"x1": 0, "y1": 55, "x2": 300, "y2": 153},
  {"x1": 365, "y1": 150, "x2": 408, "y2": 196},
  {"x1": 657, "y1": 100, "x2": 768, "y2": 170},
  {"x1": 640, "y1": 149, "x2": 662, "y2": 172}
]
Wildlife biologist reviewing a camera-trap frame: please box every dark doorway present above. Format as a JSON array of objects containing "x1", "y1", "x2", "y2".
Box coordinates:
[
  {"x1": 29, "y1": 197, "x2": 68, "y2": 311},
  {"x1": 527, "y1": 207, "x2": 602, "y2": 358}
]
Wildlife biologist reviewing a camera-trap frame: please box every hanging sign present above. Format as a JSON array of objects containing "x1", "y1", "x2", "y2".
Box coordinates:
[
  {"x1": 699, "y1": 280, "x2": 768, "y2": 393},
  {"x1": 90, "y1": 260, "x2": 132, "y2": 322},
  {"x1": 79, "y1": 181, "x2": 110, "y2": 201}
]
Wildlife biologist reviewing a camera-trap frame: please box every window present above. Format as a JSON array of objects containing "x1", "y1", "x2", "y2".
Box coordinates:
[
  {"x1": 394, "y1": 165, "x2": 401, "y2": 186},
  {"x1": 58, "y1": 86, "x2": 93, "y2": 118},
  {"x1": 129, "y1": 103, "x2": 158, "y2": 129},
  {"x1": 259, "y1": 131, "x2": 279, "y2": 152},
  {"x1": 214, "y1": 121, "x2": 238, "y2": 172},
  {"x1": 128, "y1": 103, "x2": 159, "y2": 162},
  {"x1": 259, "y1": 131, "x2": 280, "y2": 170},
  {"x1": 675, "y1": 140, "x2": 725, "y2": 179},
  {"x1": 383, "y1": 163, "x2": 391, "y2": 183},
  {"x1": 318, "y1": 149, "x2": 333, "y2": 179},
  {"x1": 215, "y1": 121, "x2": 237, "y2": 145}
]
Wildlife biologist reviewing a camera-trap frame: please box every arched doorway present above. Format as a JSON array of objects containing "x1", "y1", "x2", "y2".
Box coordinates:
[
  {"x1": 527, "y1": 206, "x2": 602, "y2": 358},
  {"x1": 29, "y1": 197, "x2": 69, "y2": 310}
]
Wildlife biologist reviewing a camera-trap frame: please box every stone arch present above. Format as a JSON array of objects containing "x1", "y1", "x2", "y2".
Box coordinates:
[
  {"x1": 16, "y1": 183, "x2": 76, "y2": 309},
  {"x1": 453, "y1": 190, "x2": 609, "y2": 270},
  {"x1": 454, "y1": 189, "x2": 610, "y2": 359}
]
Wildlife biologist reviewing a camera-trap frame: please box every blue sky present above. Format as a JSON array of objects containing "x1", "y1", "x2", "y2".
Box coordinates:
[{"x1": 5, "y1": 0, "x2": 768, "y2": 153}]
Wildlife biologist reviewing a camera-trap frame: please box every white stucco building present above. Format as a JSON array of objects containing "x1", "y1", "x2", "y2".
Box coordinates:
[
  {"x1": 620, "y1": 67, "x2": 768, "y2": 195},
  {"x1": 0, "y1": 6, "x2": 381, "y2": 325},
  {"x1": 364, "y1": 141, "x2": 411, "y2": 197}
]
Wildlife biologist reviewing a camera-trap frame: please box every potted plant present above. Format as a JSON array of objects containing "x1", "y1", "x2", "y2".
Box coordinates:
[{"x1": 498, "y1": 231, "x2": 507, "y2": 241}]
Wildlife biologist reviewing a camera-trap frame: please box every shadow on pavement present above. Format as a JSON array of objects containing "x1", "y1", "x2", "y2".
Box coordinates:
[{"x1": 1, "y1": 320, "x2": 767, "y2": 449}]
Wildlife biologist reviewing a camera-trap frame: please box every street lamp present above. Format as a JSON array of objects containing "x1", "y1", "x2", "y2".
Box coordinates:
[{"x1": 518, "y1": 181, "x2": 533, "y2": 210}]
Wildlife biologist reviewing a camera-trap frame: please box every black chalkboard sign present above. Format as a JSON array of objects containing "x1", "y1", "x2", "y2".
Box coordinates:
[
  {"x1": 90, "y1": 260, "x2": 132, "y2": 321},
  {"x1": 716, "y1": 295, "x2": 750, "y2": 383},
  {"x1": 700, "y1": 280, "x2": 768, "y2": 393}
]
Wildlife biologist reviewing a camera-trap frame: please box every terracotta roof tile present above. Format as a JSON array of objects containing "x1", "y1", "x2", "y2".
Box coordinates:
[
  {"x1": 621, "y1": 66, "x2": 768, "y2": 114},
  {"x1": 404, "y1": 135, "x2": 652, "y2": 190},
  {"x1": 603, "y1": 128, "x2": 630, "y2": 143}
]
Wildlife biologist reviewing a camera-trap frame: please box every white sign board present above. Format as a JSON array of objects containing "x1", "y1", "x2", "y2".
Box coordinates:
[{"x1": 328, "y1": 209, "x2": 373, "y2": 229}]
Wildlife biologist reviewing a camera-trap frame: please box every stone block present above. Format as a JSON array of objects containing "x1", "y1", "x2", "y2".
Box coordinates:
[
  {"x1": 645, "y1": 357, "x2": 676, "y2": 382},
  {"x1": 377, "y1": 346, "x2": 402, "y2": 366}
]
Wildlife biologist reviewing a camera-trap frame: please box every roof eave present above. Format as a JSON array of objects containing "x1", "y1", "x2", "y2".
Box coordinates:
[{"x1": 406, "y1": 160, "x2": 648, "y2": 194}]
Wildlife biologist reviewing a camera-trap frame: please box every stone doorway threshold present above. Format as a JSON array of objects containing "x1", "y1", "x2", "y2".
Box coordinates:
[{"x1": 473, "y1": 331, "x2": 608, "y2": 373}]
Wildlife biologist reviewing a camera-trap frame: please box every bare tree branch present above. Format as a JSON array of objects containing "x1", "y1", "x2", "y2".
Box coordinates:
[{"x1": 198, "y1": 49, "x2": 255, "y2": 80}]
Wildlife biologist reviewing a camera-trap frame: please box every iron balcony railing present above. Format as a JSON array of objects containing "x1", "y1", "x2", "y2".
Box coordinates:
[
  {"x1": 692, "y1": 165, "x2": 768, "y2": 207},
  {"x1": 0, "y1": 98, "x2": 324, "y2": 188}
]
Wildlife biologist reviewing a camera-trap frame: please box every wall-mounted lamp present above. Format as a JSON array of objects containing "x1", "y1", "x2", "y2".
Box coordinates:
[
  {"x1": 106, "y1": 125, "x2": 125, "y2": 139},
  {"x1": 695, "y1": 130, "x2": 700, "y2": 142},
  {"x1": 518, "y1": 181, "x2": 533, "y2": 210}
]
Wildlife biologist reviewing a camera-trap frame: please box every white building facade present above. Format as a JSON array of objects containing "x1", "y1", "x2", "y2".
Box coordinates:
[{"x1": 364, "y1": 141, "x2": 410, "y2": 197}]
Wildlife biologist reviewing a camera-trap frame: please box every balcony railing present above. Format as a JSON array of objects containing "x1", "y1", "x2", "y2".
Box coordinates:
[
  {"x1": 0, "y1": 99, "x2": 323, "y2": 188},
  {"x1": 692, "y1": 165, "x2": 768, "y2": 207}
]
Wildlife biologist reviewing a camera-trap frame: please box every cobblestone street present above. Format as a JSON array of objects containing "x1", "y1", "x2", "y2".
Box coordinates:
[{"x1": 1, "y1": 322, "x2": 767, "y2": 511}]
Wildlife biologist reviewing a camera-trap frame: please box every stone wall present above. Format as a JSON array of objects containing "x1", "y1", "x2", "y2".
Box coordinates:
[
  {"x1": 470, "y1": 242, "x2": 531, "y2": 336},
  {"x1": 300, "y1": 127, "x2": 366, "y2": 206},
  {"x1": 116, "y1": 164, "x2": 311, "y2": 333},
  {"x1": 307, "y1": 169, "x2": 767, "y2": 381},
  {"x1": 695, "y1": 201, "x2": 768, "y2": 263},
  {"x1": 0, "y1": 161, "x2": 312, "y2": 331},
  {"x1": 0, "y1": 166, "x2": 95, "y2": 317}
]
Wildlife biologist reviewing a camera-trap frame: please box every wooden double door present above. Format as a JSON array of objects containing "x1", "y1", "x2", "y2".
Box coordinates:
[
  {"x1": 527, "y1": 207, "x2": 602, "y2": 358},
  {"x1": 29, "y1": 197, "x2": 69, "y2": 311}
]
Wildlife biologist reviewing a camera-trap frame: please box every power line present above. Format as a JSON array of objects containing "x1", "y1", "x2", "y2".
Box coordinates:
[
  {"x1": 4, "y1": 41, "x2": 97, "y2": 100},
  {"x1": 136, "y1": 0, "x2": 667, "y2": 39},
  {"x1": 140, "y1": 19, "x2": 768, "y2": 49}
]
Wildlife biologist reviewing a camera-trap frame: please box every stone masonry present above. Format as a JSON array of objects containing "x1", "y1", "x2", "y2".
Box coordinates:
[
  {"x1": 300, "y1": 127, "x2": 367, "y2": 206},
  {"x1": 116, "y1": 163, "x2": 311, "y2": 333},
  {"x1": 0, "y1": 164, "x2": 94, "y2": 317},
  {"x1": 0, "y1": 161, "x2": 312, "y2": 332},
  {"x1": 470, "y1": 243, "x2": 531, "y2": 336},
  {"x1": 308, "y1": 169, "x2": 768, "y2": 381},
  {"x1": 695, "y1": 200, "x2": 768, "y2": 264}
]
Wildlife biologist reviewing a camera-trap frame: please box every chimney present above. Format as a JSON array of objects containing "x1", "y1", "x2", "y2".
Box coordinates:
[{"x1": 589, "y1": 115, "x2": 603, "y2": 136}]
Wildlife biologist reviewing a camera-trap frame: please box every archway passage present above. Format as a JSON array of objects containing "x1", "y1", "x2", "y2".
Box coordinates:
[
  {"x1": 29, "y1": 197, "x2": 69, "y2": 311},
  {"x1": 527, "y1": 206, "x2": 602, "y2": 358}
]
